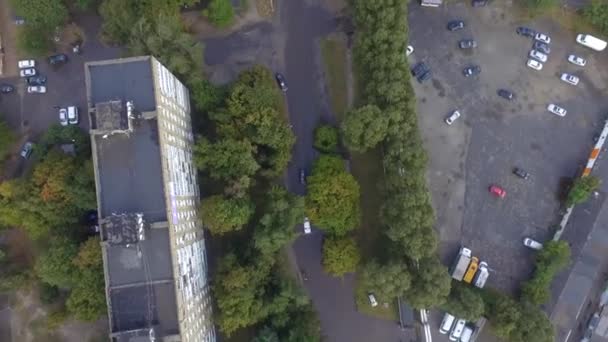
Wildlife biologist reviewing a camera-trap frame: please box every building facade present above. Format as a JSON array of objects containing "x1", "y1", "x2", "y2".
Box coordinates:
[{"x1": 84, "y1": 56, "x2": 215, "y2": 342}]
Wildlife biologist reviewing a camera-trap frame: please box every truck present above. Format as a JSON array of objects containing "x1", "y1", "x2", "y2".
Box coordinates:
[
  {"x1": 473, "y1": 261, "x2": 489, "y2": 288},
  {"x1": 450, "y1": 247, "x2": 472, "y2": 281},
  {"x1": 463, "y1": 257, "x2": 479, "y2": 283},
  {"x1": 576, "y1": 34, "x2": 607, "y2": 51}
]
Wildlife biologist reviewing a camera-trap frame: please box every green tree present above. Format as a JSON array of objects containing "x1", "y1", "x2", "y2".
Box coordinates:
[
  {"x1": 11, "y1": 0, "x2": 67, "y2": 30},
  {"x1": 322, "y1": 237, "x2": 360, "y2": 276},
  {"x1": 306, "y1": 155, "x2": 360, "y2": 235},
  {"x1": 35, "y1": 237, "x2": 79, "y2": 288},
  {"x1": 67, "y1": 237, "x2": 106, "y2": 321},
  {"x1": 482, "y1": 289, "x2": 521, "y2": 339},
  {"x1": 200, "y1": 195, "x2": 254, "y2": 235},
  {"x1": 510, "y1": 303, "x2": 554, "y2": 342},
  {"x1": 583, "y1": 0, "x2": 608, "y2": 35},
  {"x1": 203, "y1": 0, "x2": 234, "y2": 28},
  {"x1": 567, "y1": 176, "x2": 601, "y2": 206},
  {"x1": 442, "y1": 282, "x2": 484, "y2": 321},
  {"x1": 194, "y1": 138, "x2": 260, "y2": 181},
  {"x1": 341, "y1": 105, "x2": 389, "y2": 152},
  {"x1": 314, "y1": 124, "x2": 339, "y2": 152},
  {"x1": 254, "y1": 327, "x2": 280, "y2": 342},
  {"x1": 521, "y1": 240, "x2": 570, "y2": 305},
  {"x1": 360, "y1": 261, "x2": 411, "y2": 302},
  {"x1": 403, "y1": 256, "x2": 451, "y2": 309}
]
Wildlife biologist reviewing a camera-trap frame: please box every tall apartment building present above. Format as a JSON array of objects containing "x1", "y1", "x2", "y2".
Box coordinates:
[{"x1": 84, "y1": 56, "x2": 215, "y2": 342}]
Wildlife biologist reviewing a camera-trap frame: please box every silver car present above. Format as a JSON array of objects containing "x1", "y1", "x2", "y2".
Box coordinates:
[
  {"x1": 529, "y1": 49, "x2": 547, "y2": 63},
  {"x1": 19, "y1": 68, "x2": 36, "y2": 77},
  {"x1": 524, "y1": 238, "x2": 543, "y2": 250},
  {"x1": 560, "y1": 73, "x2": 579, "y2": 85},
  {"x1": 27, "y1": 86, "x2": 46, "y2": 94},
  {"x1": 547, "y1": 103, "x2": 567, "y2": 117},
  {"x1": 445, "y1": 110, "x2": 461, "y2": 125},
  {"x1": 568, "y1": 54, "x2": 586, "y2": 66}
]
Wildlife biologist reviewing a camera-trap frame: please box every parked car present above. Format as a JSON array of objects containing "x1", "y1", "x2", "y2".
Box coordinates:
[
  {"x1": 516, "y1": 26, "x2": 536, "y2": 38},
  {"x1": 412, "y1": 62, "x2": 432, "y2": 83},
  {"x1": 14, "y1": 16, "x2": 25, "y2": 25},
  {"x1": 497, "y1": 89, "x2": 515, "y2": 100},
  {"x1": 26, "y1": 75, "x2": 47, "y2": 86},
  {"x1": 547, "y1": 103, "x2": 567, "y2": 117},
  {"x1": 529, "y1": 49, "x2": 548, "y2": 63},
  {"x1": 406, "y1": 45, "x2": 414, "y2": 56},
  {"x1": 471, "y1": 0, "x2": 488, "y2": 6},
  {"x1": 27, "y1": 86, "x2": 46, "y2": 94},
  {"x1": 0, "y1": 84, "x2": 14, "y2": 94},
  {"x1": 368, "y1": 293, "x2": 378, "y2": 307},
  {"x1": 445, "y1": 110, "x2": 461, "y2": 125},
  {"x1": 275, "y1": 73, "x2": 288, "y2": 92},
  {"x1": 18, "y1": 60, "x2": 35, "y2": 69},
  {"x1": 59, "y1": 108, "x2": 68, "y2": 126},
  {"x1": 48, "y1": 53, "x2": 68, "y2": 65},
  {"x1": 523, "y1": 238, "x2": 543, "y2": 250},
  {"x1": 19, "y1": 68, "x2": 36, "y2": 77},
  {"x1": 67, "y1": 106, "x2": 79, "y2": 125},
  {"x1": 20, "y1": 142, "x2": 33, "y2": 159},
  {"x1": 489, "y1": 185, "x2": 506, "y2": 198},
  {"x1": 513, "y1": 167, "x2": 529, "y2": 179},
  {"x1": 439, "y1": 313, "x2": 456, "y2": 334},
  {"x1": 299, "y1": 168, "x2": 306, "y2": 184},
  {"x1": 526, "y1": 59, "x2": 543, "y2": 70},
  {"x1": 463, "y1": 65, "x2": 481, "y2": 77},
  {"x1": 447, "y1": 20, "x2": 465, "y2": 31},
  {"x1": 449, "y1": 319, "x2": 466, "y2": 341},
  {"x1": 560, "y1": 73, "x2": 579, "y2": 86},
  {"x1": 535, "y1": 33, "x2": 551, "y2": 44},
  {"x1": 303, "y1": 217, "x2": 311, "y2": 234},
  {"x1": 459, "y1": 39, "x2": 477, "y2": 49},
  {"x1": 568, "y1": 54, "x2": 587, "y2": 67},
  {"x1": 533, "y1": 41, "x2": 550, "y2": 54}
]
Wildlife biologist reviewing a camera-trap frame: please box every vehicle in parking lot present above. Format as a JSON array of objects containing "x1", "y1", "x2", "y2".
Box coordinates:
[
  {"x1": 576, "y1": 33, "x2": 607, "y2": 51},
  {"x1": 547, "y1": 103, "x2": 567, "y2": 117},
  {"x1": 18, "y1": 60, "x2": 35, "y2": 68},
  {"x1": 449, "y1": 319, "x2": 466, "y2": 341},
  {"x1": 533, "y1": 41, "x2": 550, "y2": 54},
  {"x1": 20, "y1": 142, "x2": 33, "y2": 159},
  {"x1": 472, "y1": 0, "x2": 488, "y2": 6},
  {"x1": 59, "y1": 108, "x2": 68, "y2": 126},
  {"x1": 275, "y1": 73, "x2": 288, "y2": 91},
  {"x1": 299, "y1": 168, "x2": 306, "y2": 184},
  {"x1": 27, "y1": 75, "x2": 47, "y2": 86},
  {"x1": 19, "y1": 68, "x2": 36, "y2": 77},
  {"x1": 526, "y1": 59, "x2": 543, "y2": 70},
  {"x1": 513, "y1": 167, "x2": 529, "y2": 179},
  {"x1": 412, "y1": 62, "x2": 432, "y2": 83},
  {"x1": 568, "y1": 54, "x2": 587, "y2": 66},
  {"x1": 447, "y1": 20, "x2": 464, "y2": 31},
  {"x1": 0, "y1": 84, "x2": 14, "y2": 94},
  {"x1": 516, "y1": 26, "x2": 536, "y2": 38},
  {"x1": 303, "y1": 217, "x2": 311, "y2": 234},
  {"x1": 497, "y1": 89, "x2": 515, "y2": 100},
  {"x1": 462, "y1": 65, "x2": 481, "y2": 77},
  {"x1": 489, "y1": 185, "x2": 506, "y2": 198},
  {"x1": 529, "y1": 49, "x2": 547, "y2": 63},
  {"x1": 523, "y1": 238, "x2": 543, "y2": 250},
  {"x1": 460, "y1": 326, "x2": 474, "y2": 342},
  {"x1": 27, "y1": 86, "x2": 46, "y2": 94},
  {"x1": 14, "y1": 16, "x2": 25, "y2": 25},
  {"x1": 439, "y1": 313, "x2": 456, "y2": 334},
  {"x1": 445, "y1": 110, "x2": 461, "y2": 125},
  {"x1": 48, "y1": 54, "x2": 68, "y2": 65},
  {"x1": 368, "y1": 293, "x2": 378, "y2": 307},
  {"x1": 459, "y1": 39, "x2": 477, "y2": 49},
  {"x1": 65, "y1": 106, "x2": 79, "y2": 125},
  {"x1": 560, "y1": 73, "x2": 579, "y2": 85},
  {"x1": 406, "y1": 45, "x2": 414, "y2": 56},
  {"x1": 535, "y1": 33, "x2": 551, "y2": 44}
]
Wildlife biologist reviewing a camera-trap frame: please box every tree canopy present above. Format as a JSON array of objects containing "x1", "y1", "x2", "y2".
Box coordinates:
[
  {"x1": 521, "y1": 240, "x2": 570, "y2": 305},
  {"x1": 35, "y1": 237, "x2": 79, "y2": 289},
  {"x1": 322, "y1": 237, "x2": 360, "y2": 277},
  {"x1": 582, "y1": 0, "x2": 608, "y2": 35},
  {"x1": 203, "y1": 0, "x2": 234, "y2": 28},
  {"x1": 403, "y1": 257, "x2": 451, "y2": 309},
  {"x1": 360, "y1": 261, "x2": 411, "y2": 302},
  {"x1": 442, "y1": 282, "x2": 485, "y2": 321},
  {"x1": 314, "y1": 124, "x2": 340, "y2": 153},
  {"x1": 341, "y1": 105, "x2": 389, "y2": 152},
  {"x1": 201, "y1": 195, "x2": 254, "y2": 235},
  {"x1": 566, "y1": 176, "x2": 601, "y2": 206}
]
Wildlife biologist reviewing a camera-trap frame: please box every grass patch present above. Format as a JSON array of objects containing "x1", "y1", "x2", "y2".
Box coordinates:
[
  {"x1": 320, "y1": 37, "x2": 349, "y2": 120},
  {"x1": 354, "y1": 277, "x2": 398, "y2": 321}
]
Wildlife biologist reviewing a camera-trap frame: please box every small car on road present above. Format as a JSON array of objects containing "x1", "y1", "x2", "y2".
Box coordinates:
[
  {"x1": 516, "y1": 26, "x2": 536, "y2": 38},
  {"x1": 489, "y1": 185, "x2": 506, "y2": 198},
  {"x1": 560, "y1": 73, "x2": 579, "y2": 86},
  {"x1": 463, "y1": 65, "x2": 481, "y2": 77},
  {"x1": 547, "y1": 103, "x2": 567, "y2": 117},
  {"x1": 447, "y1": 20, "x2": 465, "y2": 31},
  {"x1": 497, "y1": 89, "x2": 515, "y2": 100},
  {"x1": 529, "y1": 49, "x2": 548, "y2": 63},
  {"x1": 533, "y1": 41, "x2": 550, "y2": 54},
  {"x1": 303, "y1": 217, "x2": 311, "y2": 234},
  {"x1": 48, "y1": 54, "x2": 68, "y2": 65},
  {"x1": 459, "y1": 39, "x2": 477, "y2": 49},
  {"x1": 20, "y1": 142, "x2": 33, "y2": 159},
  {"x1": 406, "y1": 45, "x2": 414, "y2": 56},
  {"x1": 568, "y1": 54, "x2": 586, "y2": 67},
  {"x1": 275, "y1": 73, "x2": 288, "y2": 92},
  {"x1": 0, "y1": 84, "x2": 14, "y2": 94},
  {"x1": 535, "y1": 33, "x2": 551, "y2": 44},
  {"x1": 18, "y1": 60, "x2": 35, "y2": 69},
  {"x1": 19, "y1": 68, "x2": 36, "y2": 77},
  {"x1": 299, "y1": 168, "x2": 306, "y2": 185},
  {"x1": 27, "y1": 75, "x2": 47, "y2": 86},
  {"x1": 445, "y1": 110, "x2": 461, "y2": 125},
  {"x1": 523, "y1": 238, "x2": 543, "y2": 250},
  {"x1": 526, "y1": 59, "x2": 543, "y2": 70},
  {"x1": 27, "y1": 86, "x2": 46, "y2": 94},
  {"x1": 513, "y1": 167, "x2": 529, "y2": 179}
]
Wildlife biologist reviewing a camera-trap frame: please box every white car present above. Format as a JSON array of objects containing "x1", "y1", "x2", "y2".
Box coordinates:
[
  {"x1": 445, "y1": 110, "x2": 461, "y2": 125},
  {"x1": 560, "y1": 73, "x2": 579, "y2": 85},
  {"x1": 18, "y1": 59, "x2": 35, "y2": 69},
  {"x1": 449, "y1": 319, "x2": 466, "y2": 341},
  {"x1": 524, "y1": 238, "x2": 543, "y2": 250},
  {"x1": 303, "y1": 217, "x2": 311, "y2": 234},
  {"x1": 535, "y1": 33, "x2": 551, "y2": 44},
  {"x1": 568, "y1": 54, "x2": 586, "y2": 66},
  {"x1": 19, "y1": 68, "x2": 36, "y2": 77},
  {"x1": 529, "y1": 49, "x2": 547, "y2": 63},
  {"x1": 406, "y1": 45, "x2": 414, "y2": 56},
  {"x1": 526, "y1": 59, "x2": 543, "y2": 70},
  {"x1": 27, "y1": 86, "x2": 46, "y2": 94},
  {"x1": 59, "y1": 108, "x2": 68, "y2": 126},
  {"x1": 368, "y1": 293, "x2": 378, "y2": 307},
  {"x1": 547, "y1": 103, "x2": 567, "y2": 117}
]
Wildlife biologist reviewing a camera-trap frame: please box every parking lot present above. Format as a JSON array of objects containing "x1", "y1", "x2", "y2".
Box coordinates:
[{"x1": 409, "y1": 0, "x2": 608, "y2": 295}]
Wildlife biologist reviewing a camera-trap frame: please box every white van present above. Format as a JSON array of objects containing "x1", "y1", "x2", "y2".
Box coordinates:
[
  {"x1": 460, "y1": 326, "x2": 473, "y2": 342},
  {"x1": 439, "y1": 313, "x2": 455, "y2": 334},
  {"x1": 576, "y1": 34, "x2": 607, "y2": 51},
  {"x1": 449, "y1": 319, "x2": 466, "y2": 341}
]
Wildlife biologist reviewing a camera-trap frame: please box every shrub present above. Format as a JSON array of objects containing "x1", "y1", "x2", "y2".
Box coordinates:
[
  {"x1": 314, "y1": 124, "x2": 339, "y2": 152},
  {"x1": 203, "y1": 0, "x2": 234, "y2": 28}
]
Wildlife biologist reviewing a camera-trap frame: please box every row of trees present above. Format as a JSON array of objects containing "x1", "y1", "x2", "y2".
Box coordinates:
[
  {"x1": 521, "y1": 240, "x2": 570, "y2": 305},
  {"x1": 582, "y1": 0, "x2": 608, "y2": 35}
]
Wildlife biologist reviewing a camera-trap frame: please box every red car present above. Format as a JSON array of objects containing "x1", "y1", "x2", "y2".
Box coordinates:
[{"x1": 489, "y1": 185, "x2": 506, "y2": 198}]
